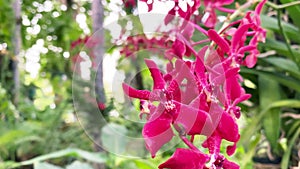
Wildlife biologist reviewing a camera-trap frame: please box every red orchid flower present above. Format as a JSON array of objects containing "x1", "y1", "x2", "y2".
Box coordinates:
[
  {"x1": 123, "y1": 59, "x2": 213, "y2": 157},
  {"x1": 119, "y1": 1, "x2": 267, "y2": 168},
  {"x1": 202, "y1": 0, "x2": 234, "y2": 28},
  {"x1": 158, "y1": 148, "x2": 209, "y2": 169}
]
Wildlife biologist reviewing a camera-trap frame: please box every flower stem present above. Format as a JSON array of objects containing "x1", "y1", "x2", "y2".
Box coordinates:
[
  {"x1": 180, "y1": 135, "x2": 199, "y2": 152},
  {"x1": 265, "y1": 1, "x2": 300, "y2": 9},
  {"x1": 189, "y1": 22, "x2": 208, "y2": 36},
  {"x1": 218, "y1": 0, "x2": 254, "y2": 34},
  {"x1": 192, "y1": 39, "x2": 210, "y2": 46},
  {"x1": 277, "y1": 10, "x2": 300, "y2": 68}
]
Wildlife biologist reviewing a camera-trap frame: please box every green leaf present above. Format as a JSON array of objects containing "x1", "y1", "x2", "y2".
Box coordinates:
[
  {"x1": 241, "y1": 68, "x2": 300, "y2": 92},
  {"x1": 279, "y1": 0, "x2": 300, "y2": 29},
  {"x1": 0, "y1": 130, "x2": 28, "y2": 147},
  {"x1": 240, "y1": 134, "x2": 261, "y2": 169},
  {"x1": 66, "y1": 161, "x2": 93, "y2": 169},
  {"x1": 0, "y1": 161, "x2": 20, "y2": 169},
  {"x1": 133, "y1": 159, "x2": 156, "y2": 169},
  {"x1": 286, "y1": 120, "x2": 300, "y2": 138},
  {"x1": 262, "y1": 57, "x2": 300, "y2": 80},
  {"x1": 19, "y1": 148, "x2": 106, "y2": 167},
  {"x1": 240, "y1": 99, "x2": 300, "y2": 145},
  {"x1": 261, "y1": 15, "x2": 300, "y2": 43},
  {"x1": 259, "y1": 75, "x2": 281, "y2": 154},
  {"x1": 101, "y1": 123, "x2": 128, "y2": 154},
  {"x1": 34, "y1": 162, "x2": 63, "y2": 169},
  {"x1": 281, "y1": 128, "x2": 300, "y2": 169},
  {"x1": 260, "y1": 39, "x2": 300, "y2": 63}
]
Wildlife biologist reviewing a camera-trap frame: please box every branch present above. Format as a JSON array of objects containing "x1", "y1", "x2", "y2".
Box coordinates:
[
  {"x1": 277, "y1": 10, "x2": 300, "y2": 68},
  {"x1": 265, "y1": 1, "x2": 300, "y2": 10}
]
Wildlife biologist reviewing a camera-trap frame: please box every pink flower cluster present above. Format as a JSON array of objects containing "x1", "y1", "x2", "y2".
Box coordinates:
[
  {"x1": 120, "y1": 34, "x2": 170, "y2": 57},
  {"x1": 121, "y1": 0, "x2": 267, "y2": 168},
  {"x1": 140, "y1": 0, "x2": 236, "y2": 27}
]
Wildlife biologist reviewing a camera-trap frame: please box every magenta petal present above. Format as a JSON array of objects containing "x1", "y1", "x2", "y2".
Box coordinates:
[
  {"x1": 174, "y1": 101, "x2": 212, "y2": 135},
  {"x1": 158, "y1": 148, "x2": 208, "y2": 169},
  {"x1": 178, "y1": 6, "x2": 188, "y2": 19},
  {"x1": 237, "y1": 45, "x2": 256, "y2": 55},
  {"x1": 225, "y1": 74, "x2": 242, "y2": 102},
  {"x1": 166, "y1": 80, "x2": 181, "y2": 102},
  {"x1": 181, "y1": 22, "x2": 195, "y2": 40},
  {"x1": 122, "y1": 83, "x2": 150, "y2": 100},
  {"x1": 223, "y1": 159, "x2": 240, "y2": 169},
  {"x1": 232, "y1": 24, "x2": 253, "y2": 52},
  {"x1": 244, "y1": 51, "x2": 258, "y2": 68},
  {"x1": 143, "y1": 112, "x2": 174, "y2": 158},
  {"x1": 226, "y1": 142, "x2": 237, "y2": 156},
  {"x1": 217, "y1": 112, "x2": 240, "y2": 142},
  {"x1": 208, "y1": 30, "x2": 230, "y2": 53},
  {"x1": 233, "y1": 94, "x2": 251, "y2": 106},
  {"x1": 255, "y1": 0, "x2": 267, "y2": 15},
  {"x1": 172, "y1": 39, "x2": 186, "y2": 59},
  {"x1": 182, "y1": 80, "x2": 200, "y2": 104},
  {"x1": 225, "y1": 67, "x2": 239, "y2": 78},
  {"x1": 203, "y1": 11, "x2": 217, "y2": 28},
  {"x1": 195, "y1": 52, "x2": 206, "y2": 76},
  {"x1": 164, "y1": 8, "x2": 176, "y2": 25},
  {"x1": 144, "y1": 59, "x2": 166, "y2": 90}
]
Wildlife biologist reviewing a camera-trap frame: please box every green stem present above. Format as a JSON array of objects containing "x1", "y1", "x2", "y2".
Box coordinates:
[
  {"x1": 218, "y1": 0, "x2": 254, "y2": 34},
  {"x1": 180, "y1": 135, "x2": 200, "y2": 152},
  {"x1": 265, "y1": 1, "x2": 300, "y2": 10},
  {"x1": 277, "y1": 10, "x2": 300, "y2": 68}
]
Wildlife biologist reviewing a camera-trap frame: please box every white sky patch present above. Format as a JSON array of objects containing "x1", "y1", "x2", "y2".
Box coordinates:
[
  {"x1": 48, "y1": 45, "x2": 62, "y2": 53},
  {"x1": 50, "y1": 103, "x2": 56, "y2": 109},
  {"x1": 35, "y1": 0, "x2": 53, "y2": 13},
  {"x1": 60, "y1": 4, "x2": 67, "y2": 11},
  {"x1": 24, "y1": 39, "x2": 48, "y2": 78},
  {"x1": 43, "y1": 0, "x2": 53, "y2": 12},
  {"x1": 22, "y1": 15, "x2": 31, "y2": 26},
  {"x1": 112, "y1": 70, "x2": 125, "y2": 103},
  {"x1": 76, "y1": 13, "x2": 91, "y2": 34},
  {"x1": 0, "y1": 43, "x2": 7, "y2": 51},
  {"x1": 102, "y1": 50, "x2": 126, "y2": 103},
  {"x1": 104, "y1": 0, "x2": 124, "y2": 40},
  {"x1": 138, "y1": 0, "x2": 174, "y2": 34},
  {"x1": 109, "y1": 110, "x2": 120, "y2": 117},
  {"x1": 52, "y1": 11, "x2": 60, "y2": 18},
  {"x1": 178, "y1": 0, "x2": 187, "y2": 12},
  {"x1": 79, "y1": 51, "x2": 92, "y2": 80},
  {"x1": 63, "y1": 51, "x2": 70, "y2": 58}
]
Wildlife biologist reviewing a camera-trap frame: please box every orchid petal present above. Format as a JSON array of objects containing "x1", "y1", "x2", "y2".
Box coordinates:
[
  {"x1": 237, "y1": 45, "x2": 256, "y2": 55},
  {"x1": 232, "y1": 23, "x2": 253, "y2": 52},
  {"x1": 122, "y1": 83, "x2": 151, "y2": 100},
  {"x1": 232, "y1": 94, "x2": 251, "y2": 106},
  {"x1": 226, "y1": 142, "x2": 237, "y2": 156},
  {"x1": 172, "y1": 39, "x2": 186, "y2": 59},
  {"x1": 208, "y1": 29, "x2": 230, "y2": 53},
  {"x1": 225, "y1": 74, "x2": 242, "y2": 102},
  {"x1": 223, "y1": 158, "x2": 240, "y2": 169},
  {"x1": 144, "y1": 59, "x2": 166, "y2": 90},
  {"x1": 217, "y1": 112, "x2": 240, "y2": 142},
  {"x1": 174, "y1": 101, "x2": 212, "y2": 135},
  {"x1": 158, "y1": 148, "x2": 208, "y2": 169},
  {"x1": 166, "y1": 80, "x2": 181, "y2": 102},
  {"x1": 143, "y1": 110, "x2": 174, "y2": 158},
  {"x1": 244, "y1": 50, "x2": 259, "y2": 68},
  {"x1": 255, "y1": 0, "x2": 267, "y2": 15}
]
